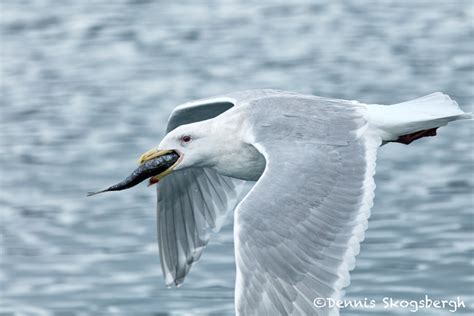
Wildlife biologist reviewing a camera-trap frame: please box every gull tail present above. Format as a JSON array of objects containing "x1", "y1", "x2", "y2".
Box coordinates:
[{"x1": 367, "y1": 92, "x2": 472, "y2": 144}]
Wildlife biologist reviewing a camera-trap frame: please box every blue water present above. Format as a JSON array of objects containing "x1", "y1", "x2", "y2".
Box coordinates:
[{"x1": 1, "y1": 1, "x2": 473, "y2": 315}]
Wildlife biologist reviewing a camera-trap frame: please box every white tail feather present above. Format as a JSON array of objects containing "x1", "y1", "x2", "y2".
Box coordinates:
[{"x1": 367, "y1": 92, "x2": 472, "y2": 141}]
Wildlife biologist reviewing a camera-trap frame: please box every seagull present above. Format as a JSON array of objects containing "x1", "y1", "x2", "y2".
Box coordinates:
[{"x1": 93, "y1": 89, "x2": 470, "y2": 315}]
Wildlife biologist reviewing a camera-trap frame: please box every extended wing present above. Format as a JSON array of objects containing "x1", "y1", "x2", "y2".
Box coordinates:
[{"x1": 234, "y1": 96, "x2": 381, "y2": 315}]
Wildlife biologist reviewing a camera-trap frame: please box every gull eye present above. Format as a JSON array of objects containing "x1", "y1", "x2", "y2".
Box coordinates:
[{"x1": 181, "y1": 135, "x2": 192, "y2": 143}]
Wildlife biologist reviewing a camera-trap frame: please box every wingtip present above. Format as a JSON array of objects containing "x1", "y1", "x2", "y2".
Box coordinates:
[
  {"x1": 175, "y1": 279, "x2": 185, "y2": 288},
  {"x1": 164, "y1": 278, "x2": 185, "y2": 288}
]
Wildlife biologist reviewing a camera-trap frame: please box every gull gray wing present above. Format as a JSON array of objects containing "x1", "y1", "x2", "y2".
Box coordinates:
[
  {"x1": 158, "y1": 168, "x2": 250, "y2": 286},
  {"x1": 166, "y1": 95, "x2": 239, "y2": 132},
  {"x1": 235, "y1": 96, "x2": 381, "y2": 315},
  {"x1": 158, "y1": 96, "x2": 251, "y2": 286}
]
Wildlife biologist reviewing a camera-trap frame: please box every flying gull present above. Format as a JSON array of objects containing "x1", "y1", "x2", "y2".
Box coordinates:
[{"x1": 89, "y1": 89, "x2": 470, "y2": 315}]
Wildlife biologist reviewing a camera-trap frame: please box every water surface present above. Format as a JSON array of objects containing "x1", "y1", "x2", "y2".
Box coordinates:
[{"x1": 1, "y1": 0, "x2": 473, "y2": 315}]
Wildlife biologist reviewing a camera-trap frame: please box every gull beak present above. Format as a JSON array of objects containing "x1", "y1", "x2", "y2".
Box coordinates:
[{"x1": 138, "y1": 148, "x2": 180, "y2": 186}]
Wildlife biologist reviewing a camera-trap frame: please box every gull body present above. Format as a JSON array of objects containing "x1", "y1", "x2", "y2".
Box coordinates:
[{"x1": 137, "y1": 89, "x2": 470, "y2": 316}]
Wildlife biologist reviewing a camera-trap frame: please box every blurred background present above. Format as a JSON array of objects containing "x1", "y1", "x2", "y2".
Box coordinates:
[{"x1": 1, "y1": 0, "x2": 473, "y2": 315}]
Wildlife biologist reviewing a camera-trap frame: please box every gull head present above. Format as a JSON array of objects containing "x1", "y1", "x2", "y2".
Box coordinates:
[
  {"x1": 139, "y1": 116, "x2": 265, "y2": 184},
  {"x1": 138, "y1": 120, "x2": 222, "y2": 185}
]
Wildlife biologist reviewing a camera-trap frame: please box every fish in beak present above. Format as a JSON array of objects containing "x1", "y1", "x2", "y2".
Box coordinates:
[
  {"x1": 87, "y1": 149, "x2": 180, "y2": 196},
  {"x1": 138, "y1": 149, "x2": 181, "y2": 186}
]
